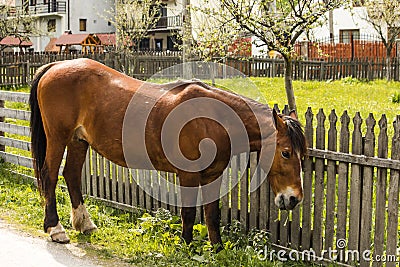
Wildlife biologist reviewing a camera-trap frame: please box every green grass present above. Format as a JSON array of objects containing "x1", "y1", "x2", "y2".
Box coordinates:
[
  {"x1": 0, "y1": 163, "x2": 321, "y2": 267},
  {"x1": 251, "y1": 77, "x2": 400, "y2": 124}
]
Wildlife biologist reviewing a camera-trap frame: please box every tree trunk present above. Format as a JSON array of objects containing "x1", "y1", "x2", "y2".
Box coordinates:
[
  {"x1": 182, "y1": 0, "x2": 193, "y2": 79},
  {"x1": 284, "y1": 57, "x2": 297, "y2": 114},
  {"x1": 328, "y1": 10, "x2": 334, "y2": 44},
  {"x1": 386, "y1": 47, "x2": 392, "y2": 81}
]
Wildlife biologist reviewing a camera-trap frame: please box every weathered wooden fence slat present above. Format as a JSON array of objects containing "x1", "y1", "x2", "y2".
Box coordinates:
[
  {"x1": 0, "y1": 91, "x2": 399, "y2": 267},
  {"x1": 359, "y1": 114, "x2": 375, "y2": 267},
  {"x1": 386, "y1": 117, "x2": 400, "y2": 267},
  {"x1": 372, "y1": 115, "x2": 388, "y2": 267},
  {"x1": 0, "y1": 122, "x2": 30, "y2": 137},
  {"x1": 324, "y1": 110, "x2": 337, "y2": 252},
  {"x1": 0, "y1": 151, "x2": 32, "y2": 168},
  {"x1": 313, "y1": 109, "x2": 326, "y2": 256},
  {"x1": 348, "y1": 113, "x2": 363, "y2": 253},
  {"x1": 301, "y1": 107, "x2": 313, "y2": 251},
  {"x1": 0, "y1": 136, "x2": 30, "y2": 151},
  {"x1": 336, "y1": 111, "x2": 350, "y2": 262},
  {"x1": 0, "y1": 108, "x2": 30, "y2": 121}
]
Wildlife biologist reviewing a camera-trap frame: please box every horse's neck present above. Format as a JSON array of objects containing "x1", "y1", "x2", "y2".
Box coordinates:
[
  {"x1": 244, "y1": 101, "x2": 273, "y2": 152},
  {"x1": 215, "y1": 91, "x2": 273, "y2": 153}
]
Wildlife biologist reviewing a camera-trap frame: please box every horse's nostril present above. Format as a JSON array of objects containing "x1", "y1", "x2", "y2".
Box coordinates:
[{"x1": 289, "y1": 196, "x2": 299, "y2": 207}]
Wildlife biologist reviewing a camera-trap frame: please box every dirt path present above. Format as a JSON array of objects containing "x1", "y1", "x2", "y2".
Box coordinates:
[{"x1": 0, "y1": 219, "x2": 130, "y2": 267}]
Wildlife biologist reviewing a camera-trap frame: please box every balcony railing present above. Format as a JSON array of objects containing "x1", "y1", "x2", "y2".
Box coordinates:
[
  {"x1": 29, "y1": 1, "x2": 66, "y2": 14},
  {"x1": 154, "y1": 15, "x2": 182, "y2": 30},
  {"x1": 8, "y1": 1, "x2": 67, "y2": 16}
]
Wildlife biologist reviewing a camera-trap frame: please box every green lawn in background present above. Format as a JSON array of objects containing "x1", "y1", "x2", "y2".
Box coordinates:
[{"x1": 251, "y1": 77, "x2": 400, "y2": 124}]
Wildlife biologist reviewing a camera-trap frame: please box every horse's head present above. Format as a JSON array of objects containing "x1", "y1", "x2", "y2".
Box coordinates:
[{"x1": 268, "y1": 109, "x2": 306, "y2": 210}]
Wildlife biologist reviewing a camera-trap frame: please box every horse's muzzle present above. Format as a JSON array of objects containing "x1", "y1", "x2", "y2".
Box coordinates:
[{"x1": 275, "y1": 193, "x2": 302, "y2": 210}]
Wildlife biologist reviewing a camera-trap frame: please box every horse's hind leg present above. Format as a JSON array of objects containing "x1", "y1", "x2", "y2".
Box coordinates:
[
  {"x1": 63, "y1": 140, "x2": 97, "y2": 234},
  {"x1": 43, "y1": 140, "x2": 69, "y2": 243}
]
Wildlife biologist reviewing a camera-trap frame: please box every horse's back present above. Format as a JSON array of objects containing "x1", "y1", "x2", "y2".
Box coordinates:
[{"x1": 36, "y1": 58, "x2": 142, "y2": 166}]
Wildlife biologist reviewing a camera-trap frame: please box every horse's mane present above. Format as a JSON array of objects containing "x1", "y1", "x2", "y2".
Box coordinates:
[{"x1": 280, "y1": 115, "x2": 307, "y2": 157}]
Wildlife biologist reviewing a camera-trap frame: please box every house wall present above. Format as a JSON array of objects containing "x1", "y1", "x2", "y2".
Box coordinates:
[
  {"x1": 310, "y1": 6, "x2": 382, "y2": 40},
  {"x1": 34, "y1": 14, "x2": 65, "y2": 51},
  {"x1": 252, "y1": 6, "x2": 387, "y2": 56},
  {"x1": 69, "y1": 0, "x2": 114, "y2": 34},
  {"x1": 14, "y1": 0, "x2": 115, "y2": 51}
]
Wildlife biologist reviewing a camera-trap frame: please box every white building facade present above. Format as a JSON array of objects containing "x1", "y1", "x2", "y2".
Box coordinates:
[
  {"x1": 10, "y1": 0, "x2": 188, "y2": 52},
  {"x1": 310, "y1": 6, "x2": 383, "y2": 42},
  {"x1": 14, "y1": 0, "x2": 115, "y2": 51}
]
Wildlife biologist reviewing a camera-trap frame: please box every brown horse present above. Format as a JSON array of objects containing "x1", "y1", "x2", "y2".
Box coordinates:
[{"x1": 29, "y1": 58, "x2": 306, "y2": 248}]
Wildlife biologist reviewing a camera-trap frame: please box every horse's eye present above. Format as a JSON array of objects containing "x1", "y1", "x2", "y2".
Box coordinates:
[{"x1": 281, "y1": 151, "x2": 290, "y2": 159}]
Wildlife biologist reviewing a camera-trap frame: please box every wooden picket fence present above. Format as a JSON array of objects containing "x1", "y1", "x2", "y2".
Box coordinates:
[
  {"x1": 1, "y1": 52, "x2": 400, "y2": 87},
  {"x1": 0, "y1": 90, "x2": 399, "y2": 266}
]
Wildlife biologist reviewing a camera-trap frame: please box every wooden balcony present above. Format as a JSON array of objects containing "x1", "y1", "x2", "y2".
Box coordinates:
[
  {"x1": 10, "y1": 1, "x2": 66, "y2": 15},
  {"x1": 152, "y1": 15, "x2": 182, "y2": 30}
]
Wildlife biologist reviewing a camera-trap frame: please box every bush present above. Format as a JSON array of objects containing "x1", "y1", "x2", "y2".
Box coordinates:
[{"x1": 392, "y1": 92, "x2": 400, "y2": 103}]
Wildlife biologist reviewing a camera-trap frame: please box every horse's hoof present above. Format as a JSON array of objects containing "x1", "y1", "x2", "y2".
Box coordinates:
[
  {"x1": 48, "y1": 222, "x2": 70, "y2": 243},
  {"x1": 51, "y1": 232, "x2": 70, "y2": 244},
  {"x1": 71, "y1": 204, "x2": 97, "y2": 234},
  {"x1": 82, "y1": 222, "x2": 98, "y2": 235}
]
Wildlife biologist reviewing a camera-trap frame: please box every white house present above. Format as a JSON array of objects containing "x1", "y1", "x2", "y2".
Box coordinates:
[
  {"x1": 252, "y1": 3, "x2": 390, "y2": 57},
  {"x1": 12, "y1": 0, "x2": 115, "y2": 51},
  {"x1": 9, "y1": 0, "x2": 188, "y2": 52}
]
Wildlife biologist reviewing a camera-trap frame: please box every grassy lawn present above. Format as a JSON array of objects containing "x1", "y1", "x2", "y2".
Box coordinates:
[
  {"x1": 254, "y1": 77, "x2": 400, "y2": 123},
  {"x1": 0, "y1": 163, "x2": 320, "y2": 267}
]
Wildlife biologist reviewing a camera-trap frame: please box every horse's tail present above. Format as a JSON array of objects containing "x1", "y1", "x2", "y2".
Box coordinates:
[{"x1": 29, "y1": 63, "x2": 56, "y2": 194}]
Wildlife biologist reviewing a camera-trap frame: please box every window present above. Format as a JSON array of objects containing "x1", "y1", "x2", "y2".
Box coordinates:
[
  {"x1": 139, "y1": 38, "x2": 150, "y2": 50},
  {"x1": 167, "y1": 35, "x2": 181, "y2": 51},
  {"x1": 79, "y1": 19, "x2": 87, "y2": 31},
  {"x1": 339, "y1": 29, "x2": 360, "y2": 43},
  {"x1": 160, "y1": 4, "x2": 167, "y2": 17},
  {"x1": 155, "y1": 39, "x2": 163, "y2": 51},
  {"x1": 47, "y1": 19, "x2": 56, "y2": 32},
  {"x1": 30, "y1": 0, "x2": 37, "y2": 5}
]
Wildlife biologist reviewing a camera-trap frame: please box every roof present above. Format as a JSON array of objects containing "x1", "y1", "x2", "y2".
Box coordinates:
[
  {"x1": 0, "y1": 36, "x2": 32, "y2": 47},
  {"x1": 44, "y1": 37, "x2": 59, "y2": 52},
  {"x1": 55, "y1": 33, "x2": 92, "y2": 45},
  {"x1": 96, "y1": 33, "x2": 116, "y2": 46}
]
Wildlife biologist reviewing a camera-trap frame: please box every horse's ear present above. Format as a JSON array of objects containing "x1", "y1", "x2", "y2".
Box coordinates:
[
  {"x1": 272, "y1": 108, "x2": 285, "y2": 132},
  {"x1": 289, "y1": 109, "x2": 298, "y2": 120}
]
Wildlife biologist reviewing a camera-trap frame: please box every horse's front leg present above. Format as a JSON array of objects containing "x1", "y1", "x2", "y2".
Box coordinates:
[
  {"x1": 178, "y1": 174, "x2": 200, "y2": 244},
  {"x1": 203, "y1": 200, "x2": 222, "y2": 248},
  {"x1": 181, "y1": 206, "x2": 197, "y2": 244},
  {"x1": 201, "y1": 178, "x2": 223, "y2": 251}
]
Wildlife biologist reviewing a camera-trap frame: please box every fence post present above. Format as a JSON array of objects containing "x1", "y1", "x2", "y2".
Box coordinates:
[
  {"x1": 0, "y1": 98, "x2": 4, "y2": 153},
  {"x1": 319, "y1": 61, "x2": 325, "y2": 81},
  {"x1": 26, "y1": 61, "x2": 31, "y2": 85},
  {"x1": 386, "y1": 116, "x2": 400, "y2": 267}
]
